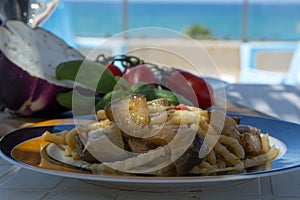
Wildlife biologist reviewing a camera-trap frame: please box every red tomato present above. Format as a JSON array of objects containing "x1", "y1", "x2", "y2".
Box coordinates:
[
  {"x1": 122, "y1": 65, "x2": 157, "y2": 86},
  {"x1": 174, "y1": 104, "x2": 191, "y2": 111},
  {"x1": 106, "y1": 64, "x2": 123, "y2": 76},
  {"x1": 167, "y1": 70, "x2": 214, "y2": 109}
]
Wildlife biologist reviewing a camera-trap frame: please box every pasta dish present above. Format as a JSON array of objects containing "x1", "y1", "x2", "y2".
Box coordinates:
[{"x1": 42, "y1": 95, "x2": 280, "y2": 176}]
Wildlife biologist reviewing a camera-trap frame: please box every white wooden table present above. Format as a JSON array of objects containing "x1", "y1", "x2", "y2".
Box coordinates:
[
  {"x1": 225, "y1": 84, "x2": 300, "y2": 124},
  {"x1": 1, "y1": 84, "x2": 300, "y2": 199}
]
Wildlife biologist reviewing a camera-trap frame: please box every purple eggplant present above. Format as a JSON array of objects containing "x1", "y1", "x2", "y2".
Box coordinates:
[{"x1": 0, "y1": 20, "x2": 84, "y2": 116}]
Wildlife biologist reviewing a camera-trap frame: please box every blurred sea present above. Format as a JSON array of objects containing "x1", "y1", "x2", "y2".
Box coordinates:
[{"x1": 43, "y1": 1, "x2": 300, "y2": 41}]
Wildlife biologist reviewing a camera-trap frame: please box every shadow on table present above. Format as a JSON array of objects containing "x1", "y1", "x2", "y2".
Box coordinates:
[{"x1": 225, "y1": 84, "x2": 300, "y2": 124}]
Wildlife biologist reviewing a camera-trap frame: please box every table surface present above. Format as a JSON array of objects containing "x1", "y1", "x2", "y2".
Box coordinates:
[
  {"x1": 225, "y1": 84, "x2": 300, "y2": 124},
  {"x1": 1, "y1": 84, "x2": 300, "y2": 200}
]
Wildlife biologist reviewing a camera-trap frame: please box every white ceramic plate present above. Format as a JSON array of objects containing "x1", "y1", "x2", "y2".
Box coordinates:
[{"x1": 1, "y1": 114, "x2": 300, "y2": 192}]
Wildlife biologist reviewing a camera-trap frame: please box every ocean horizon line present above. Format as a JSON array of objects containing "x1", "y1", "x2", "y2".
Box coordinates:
[{"x1": 44, "y1": 0, "x2": 300, "y2": 41}]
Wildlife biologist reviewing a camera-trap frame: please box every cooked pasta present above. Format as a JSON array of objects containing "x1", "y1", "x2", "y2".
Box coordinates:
[{"x1": 42, "y1": 96, "x2": 280, "y2": 176}]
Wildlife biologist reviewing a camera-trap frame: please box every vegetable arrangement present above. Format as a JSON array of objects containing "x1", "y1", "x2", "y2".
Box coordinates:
[
  {"x1": 55, "y1": 55, "x2": 214, "y2": 114},
  {"x1": 0, "y1": 20, "x2": 214, "y2": 117}
]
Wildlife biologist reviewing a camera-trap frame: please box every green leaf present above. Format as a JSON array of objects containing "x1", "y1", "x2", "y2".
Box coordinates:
[
  {"x1": 153, "y1": 89, "x2": 193, "y2": 106},
  {"x1": 56, "y1": 91, "x2": 73, "y2": 109},
  {"x1": 113, "y1": 76, "x2": 130, "y2": 90},
  {"x1": 56, "y1": 60, "x2": 117, "y2": 94},
  {"x1": 56, "y1": 60, "x2": 83, "y2": 81},
  {"x1": 130, "y1": 83, "x2": 156, "y2": 100},
  {"x1": 95, "y1": 90, "x2": 129, "y2": 110},
  {"x1": 56, "y1": 90, "x2": 101, "y2": 111}
]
